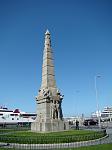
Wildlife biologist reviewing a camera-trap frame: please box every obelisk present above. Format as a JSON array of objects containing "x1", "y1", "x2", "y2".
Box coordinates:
[{"x1": 31, "y1": 30, "x2": 69, "y2": 132}]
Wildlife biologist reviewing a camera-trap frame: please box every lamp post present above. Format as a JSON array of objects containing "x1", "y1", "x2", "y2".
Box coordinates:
[
  {"x1": 94, "y1": 75, "x2": 101, "y2": 128},
  {"x1": 75, "y1": 90, "x2": 80, "y2": 118}
]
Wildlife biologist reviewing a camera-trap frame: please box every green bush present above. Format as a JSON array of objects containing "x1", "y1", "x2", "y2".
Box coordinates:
[{"x1": 0, "y1": 129, "x2": 106, "y2": 144}]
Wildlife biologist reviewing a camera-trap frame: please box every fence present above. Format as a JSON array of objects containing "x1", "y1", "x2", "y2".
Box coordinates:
[{"x1": 0, "y1": 129, "x2": 111, "y2": 150}]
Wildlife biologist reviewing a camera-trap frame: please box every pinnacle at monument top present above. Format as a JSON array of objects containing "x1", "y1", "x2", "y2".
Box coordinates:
[{"x1": 45, "y1": 29, "x2": 50, "y2": 35}]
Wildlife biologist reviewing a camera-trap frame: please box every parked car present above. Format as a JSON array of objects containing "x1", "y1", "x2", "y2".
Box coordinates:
[{"x1": 83, "y1": 119, "x2": 98, "y2": 126}]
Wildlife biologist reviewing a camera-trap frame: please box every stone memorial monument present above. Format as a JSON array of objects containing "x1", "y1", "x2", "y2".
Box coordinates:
[{"x1": 31, "y1": 30, "x2": 69, "y2": 132}]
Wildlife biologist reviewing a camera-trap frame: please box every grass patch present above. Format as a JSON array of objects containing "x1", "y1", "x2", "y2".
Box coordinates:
[
  {"x1": 0, "y1": 129, "x2": 106, "y2": 144},
  {"x1": 0, "y1": 129, "x2": 15, "y2": 133},
  {"x1": 0, "y1": 128, "x2": 30, "y2": 135},
  {"x1": 60, "y1": 144, "x2": 112, "y2": 150}
]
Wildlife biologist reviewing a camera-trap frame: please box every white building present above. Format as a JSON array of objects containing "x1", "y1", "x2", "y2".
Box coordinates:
[{"x1": 64, "y1": 115, "x2": 84, "y2": 126}]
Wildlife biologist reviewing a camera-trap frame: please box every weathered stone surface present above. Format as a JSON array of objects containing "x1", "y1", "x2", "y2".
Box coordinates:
[
  {"x1": 31, "y1": 30, "x2": 69, "y2": 132},
  {"x1": 31, "y1": 120, "x2": 69, "y2": 132}
]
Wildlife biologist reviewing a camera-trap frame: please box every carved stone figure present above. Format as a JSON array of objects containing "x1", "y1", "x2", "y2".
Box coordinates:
[
  {"x1": 51, "y1": 99, "x2": 63, "y2": 120},
  {"x1": 52, "y1": 100, "x2": 58, "y2": 119},
  {"x1": 42, "y1": 88, "x2": 51, "y2": 99},
  {"x1": 58, "y1": 99, "x2": 63, "y2": 120}
]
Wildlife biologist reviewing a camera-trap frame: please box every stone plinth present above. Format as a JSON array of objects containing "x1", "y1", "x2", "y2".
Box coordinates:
[{"x1": 31, "y1": 120, "x2": 69, "y2": 132}]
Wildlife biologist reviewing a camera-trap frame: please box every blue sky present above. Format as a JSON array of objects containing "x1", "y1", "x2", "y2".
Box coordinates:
[{"x1": 0, "y1": 0, "x2": 112, "y2": 116}]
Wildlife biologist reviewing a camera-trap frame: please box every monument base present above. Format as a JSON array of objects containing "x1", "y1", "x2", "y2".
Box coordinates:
[{"x1": 31, "y1": 120, "x2": 69, "y2": 132}]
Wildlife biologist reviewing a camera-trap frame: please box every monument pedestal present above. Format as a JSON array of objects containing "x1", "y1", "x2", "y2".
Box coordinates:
[{"x1": 31, "y1": 120, "x2": 69, "y2": 132}]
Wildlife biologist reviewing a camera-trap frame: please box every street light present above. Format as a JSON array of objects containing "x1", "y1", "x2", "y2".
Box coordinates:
[
  {"x1": 94, "y1": 75, "x2": 101, "y2": 128},
  {"x1": 75, "y1": 90, "x2": 80, "y2": 117}
]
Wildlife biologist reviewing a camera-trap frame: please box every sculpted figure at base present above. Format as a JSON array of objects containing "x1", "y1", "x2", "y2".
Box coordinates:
[{"x1": 53, "y1": 100, "x2": 58, "y2": 119}]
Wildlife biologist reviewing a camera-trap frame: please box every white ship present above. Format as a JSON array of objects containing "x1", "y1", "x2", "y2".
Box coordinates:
[
  {"x1": 101, "y1": 107, "x2": 112, "y2": 121},
  {"x1": 92, "y1": 106, "x2": 112, "y2": 122},
  {"x1": 0, "y1": 106, "x2": 36, "y2": 127}
]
